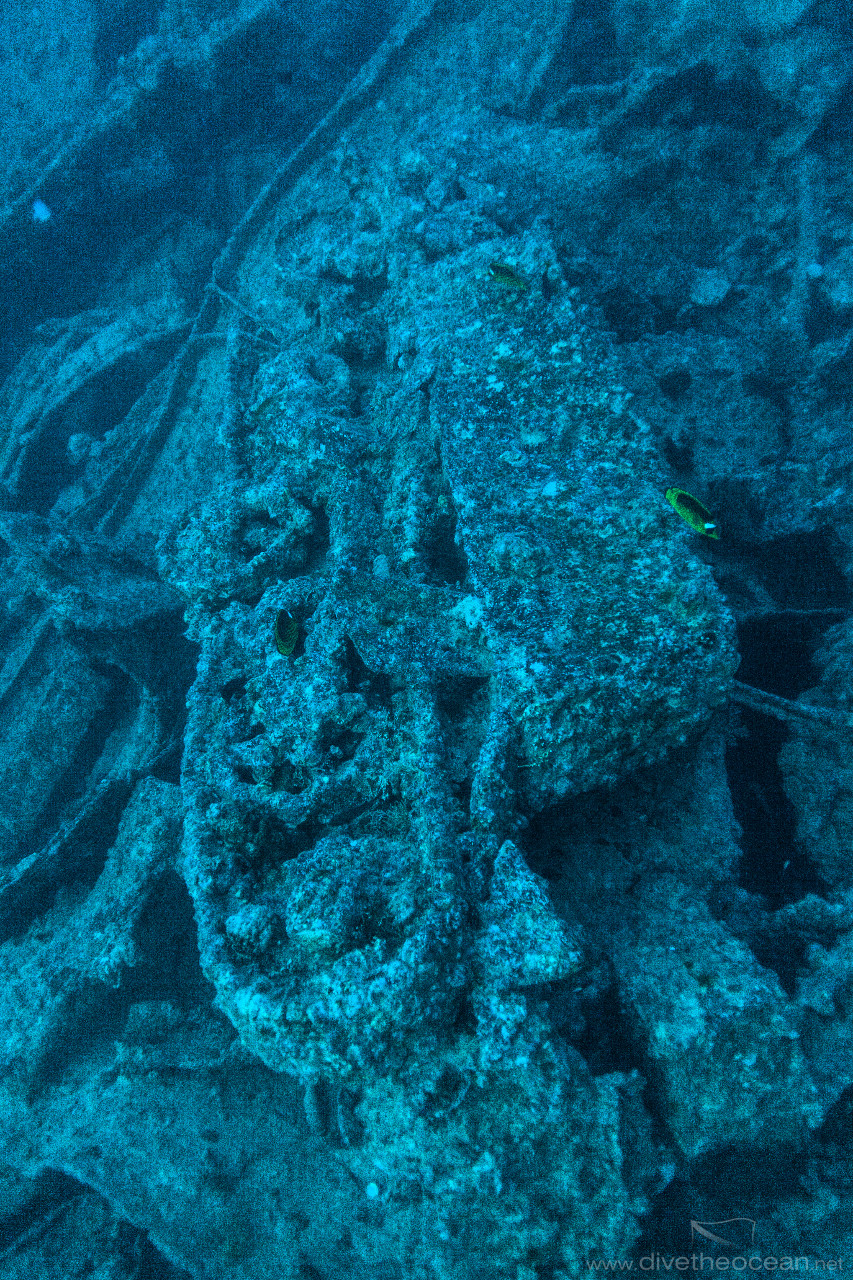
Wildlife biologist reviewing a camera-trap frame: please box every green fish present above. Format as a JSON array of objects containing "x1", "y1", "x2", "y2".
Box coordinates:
[
  {"x1": 665, "y1": 487, "x2": 719, "y2": 539},
  {"x1": 274, "y1": 609, "x2": 299, "y2": 655},
  {"x1": 488, "y1": 261, "x2": 528, "y2": 291}
]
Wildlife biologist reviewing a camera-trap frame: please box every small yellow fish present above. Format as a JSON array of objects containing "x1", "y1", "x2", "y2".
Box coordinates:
[
  {"x1": 274, "y1": 609, "x2": 299, "y2": 655},
  {"x1": 488, "y1": 261, "x2": 528, "y2": 291},
  {"x1": 665, "y1": 487, "x2": 719, "y2": 539}
]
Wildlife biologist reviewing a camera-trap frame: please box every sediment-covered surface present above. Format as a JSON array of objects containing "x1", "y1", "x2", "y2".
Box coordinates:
[{"x1": 1, "y1": 0, "x2": 852, "y2": 1275}]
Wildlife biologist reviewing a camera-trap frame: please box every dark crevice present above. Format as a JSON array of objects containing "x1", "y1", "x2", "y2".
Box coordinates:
[
  {"x1": 745, "y1": 920, "x2": 807, "y2": 997},
  {"x1": 130, "y1": 610, "x2": 200, "y2": 700},
  {"x1": 302, "y1": 502, "x2": 331, "y2": 573},
  {"x1": 743, "y1": 530, "x2": 851, "y2": 614},
  {"x1": 229, "y1": 811, "x2": 315, "y2": 878},
  {"x1": 658, "y1": 367, "x2": 692, "y2": 398},
  {"x1": 343, "y1": 636, "x2": 391, "y2": 709},
  {"x1": 726, "y1": 708, "x2": 824, "y2": 908},
  {"x1": 553, "y1": 973, "x2": 641, "y2": 1077},
  {"x1": 423, "y1": 491, "x2": 468, "y2": 588},
  {"x1": 270, "y1": 758, "x2": 312, "y2": 796},
  {"x1": 600, "y1": 286, "x2": 658, "y2": 343},
  {"x1": 434, "y1": 673, "x2": 489, "y2": 722},
  {"x1": 735, "y1": 613, "x2": 822, "y2": 698},
  {"x1": 663, "y1": 436, "x2": 694, "y2": 473},
  {"x1": 724, "y1": 580, "x2": 845, "y2": 910},
  {"x1": 221, "y1": 676, "x2": 247, "y2": 704}
]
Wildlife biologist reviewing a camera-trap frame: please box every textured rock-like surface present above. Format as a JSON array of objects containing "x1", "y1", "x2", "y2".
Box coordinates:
[
  {"x1": 2, "y1": 0, "x2": 853, "y2": 1274},
  {"x1": 610, "y1": 875, "x2": 821, "y2": 1157},
  {"x1": 164, "y1": 10, "x2": 737, "y2": 1268}
]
